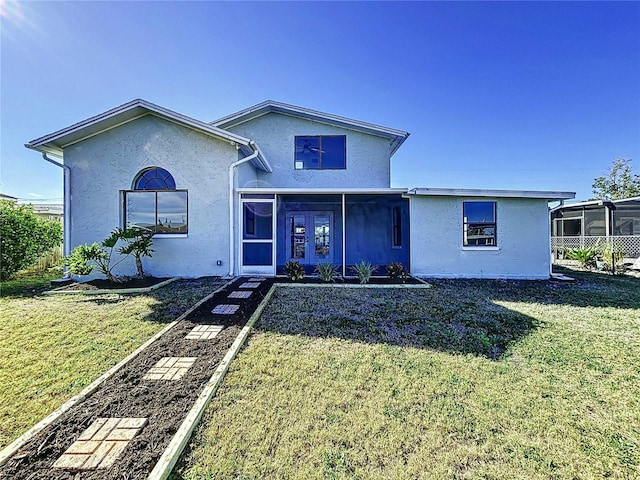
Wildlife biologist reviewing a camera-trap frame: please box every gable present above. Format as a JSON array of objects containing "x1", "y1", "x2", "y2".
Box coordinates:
[{"x1": 212, "y1": 100, "x2": 409, "y2": 156}]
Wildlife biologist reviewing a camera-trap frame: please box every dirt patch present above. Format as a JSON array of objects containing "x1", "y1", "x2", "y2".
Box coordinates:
[
  {"x1": 0, "y1": 277, "x2": 275, "y2": 479},
  {"x1": 53, "y1": 276, "x2": 172, "y2": 292}
]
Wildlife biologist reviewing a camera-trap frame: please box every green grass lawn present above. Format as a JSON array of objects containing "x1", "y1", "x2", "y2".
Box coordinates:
[
  {"x1": 176, "y1": 272, "x2": 640, "y2": 480},
  {"x1": 0, "y1": 275, "x2": 225, "y2": 450}
]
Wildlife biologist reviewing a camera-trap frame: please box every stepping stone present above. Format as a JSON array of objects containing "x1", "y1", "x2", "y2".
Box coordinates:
[
  {"x1": 248, "y1": 277, "x2": 265, "y2": 282},
  {"x1": 239, "y1": 282, "x2": 260, "y2": 289},
  {"x1": 211, "y1": 304, "x2": 240, "y2": 314},
  {"x1": 228, "y1": 290, "x2": 251, "y2": 299},
  {"x1": 143, "y1": 357, "x2": 197, "y2": 380},
  {"x1": 185, "y1": 325, "x2": 223, "y2": 340},
  {"x1": 53, "y1": 417, "x2": 147, "y2": 471}
]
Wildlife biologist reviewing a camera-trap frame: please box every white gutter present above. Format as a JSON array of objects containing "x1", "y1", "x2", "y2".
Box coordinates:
[
  {"x1": 42, "y1": 154, "x2": 71, "y2": 258},
  {"x1": 227, "y1": 143, "x2": 260, "y2": 276}
]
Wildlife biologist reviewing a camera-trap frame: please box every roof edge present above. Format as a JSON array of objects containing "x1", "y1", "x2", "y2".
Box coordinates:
[
  {"x1": 26, "y1": 99, "x2": 254, "y2": 155},
  {"x1": 408, "y1": 187, "x2": 575, "y2": 200},
  {"x1": 211, "y1": 100, "x2": 410, "y2": 155}
]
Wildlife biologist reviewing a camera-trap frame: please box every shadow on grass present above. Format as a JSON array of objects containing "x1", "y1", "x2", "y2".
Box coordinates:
[
  {"x1": 79, "y1": 277, "x2": 228, "y2": 324},
  {"x1": 255, "y1": 271, "x2": 640, "y2": 360},
  {"x1": 1, "y1": 275, "x2": 228, "y2": 327},
  {"x1": 255, "y1": 285, "x2": 539, "y2": 360}
]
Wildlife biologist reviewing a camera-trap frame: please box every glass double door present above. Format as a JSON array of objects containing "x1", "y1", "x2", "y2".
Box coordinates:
[{"x1": 287, "y1": 211, "x2": 333, "y2": 265}]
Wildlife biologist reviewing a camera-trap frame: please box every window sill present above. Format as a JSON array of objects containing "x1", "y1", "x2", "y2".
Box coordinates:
[
  {"x1": 155, "y1": 234, "x2": 188, "y2": 239},
  {"x1": 461, "y1": 246, "x2": 500, "y2": 251}
]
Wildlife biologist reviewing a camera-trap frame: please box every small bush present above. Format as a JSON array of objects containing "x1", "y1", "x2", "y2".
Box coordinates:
[
  {"x1": 599, "y1": 241, "x2": 626, "y2": 272},
  {"x1": 386, "y1": 262, "x2": 408, "y2": 282},
  {"x1": 565, "y1": 245, "x2": 599, "y2": 269},
  {"x1": 64, "y1": 243, "x2": 102, "y2": 277},
  {"x1": 351, "y1": 260, "x2": 377, "y2": 284},
  {"x1": 315, "y1": 263, "x2": 339, "y2": 282},
  {"x1": 284, "y1": 260, "x2": 305, "y2": 281}
]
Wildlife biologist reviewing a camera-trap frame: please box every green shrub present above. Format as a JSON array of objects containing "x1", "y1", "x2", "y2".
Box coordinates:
[
  {"x1": 314, "y1": 263, "x2": 339, "y2": 282},
  {"x1": 0, "y1": 200, "x2": 63, "y2": 280},
  {"x1": 599, "y1": 241, "x2": 626, "y2": 272},
  {"x1": 64, "y1": 243, "x2": 101, "y2": 277},
  {"x1": 565, "y1": 245, "x2": 599, "y2": 269},
  {"x1": 284, "y1": 260, "x2": 305, "y2": 281},
  {"x1": 351, "y1": 260, "x2": 377, "y2": 284},
  {"x1": 386, "y1": 262, "x2": 408, "y2": 282}
]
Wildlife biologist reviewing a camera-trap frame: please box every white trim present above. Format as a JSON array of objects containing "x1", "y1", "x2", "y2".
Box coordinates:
[
  {"x1": 408, "y1": 187, "x2": 575, "y2": 200},
  {"x1": 237, "y1": 187, "x2": 408, "y2": 195},
  {"x1": 461, "y1": 246, "x2": 501, "y2": 252},
  {"x1": 26, "y1": 99, "x2": 257, "y2": 157},
  {"x1": 342, "y1": 193, "x2": 346, "y2": 278},
  {"x1": 239, "y1": 197, "x2": 276, "y2": 276}
]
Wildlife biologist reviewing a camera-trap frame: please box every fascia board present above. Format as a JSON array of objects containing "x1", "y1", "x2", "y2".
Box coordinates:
[
  {"x1": 26, "y1": 99, "x2": 253, "y2": 154},
  {"x1": 212, "y1": 100, "x2": 409, "y2": 145},
  {"x1": 236, "y1": 187, "x2": 408, "y2": 195},
  {"x1": 408, "y1": 188, "x2": 575, "y2": 200}
]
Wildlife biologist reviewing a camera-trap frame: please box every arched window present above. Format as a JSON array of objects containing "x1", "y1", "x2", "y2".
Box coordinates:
[
  {"x1": 124, "y1": 167, "x2": 188, "y2": 234},
  {"x1": 134, "y1": 167, "x2": 177, "y2": 190}
]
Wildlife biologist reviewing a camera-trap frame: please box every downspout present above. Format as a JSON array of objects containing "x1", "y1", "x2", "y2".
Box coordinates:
[
  {"x1": 228, "y1": 142, "x2": 260, "y2": 277},
  {"x1": 42, "y1": 154, "x2": 71, "y2": 260}
]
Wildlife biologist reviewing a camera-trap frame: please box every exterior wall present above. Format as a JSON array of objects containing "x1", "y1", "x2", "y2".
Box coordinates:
[
  {"x1": 410, "y1": 196, "x2": 551, "y2": 279},
  {"x1": 64, "y1": 114, "x2": 238, "y2": 278},
  {"x1": 225, "y1": 112, "x2": 392, "y2": 189}
]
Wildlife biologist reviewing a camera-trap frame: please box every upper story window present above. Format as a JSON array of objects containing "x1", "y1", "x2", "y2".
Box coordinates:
[
  {"x1": 124, "y1": 167, "x2": 188, "y2": 234},
  {"x1": 294, "y1": 135, "x2": 346, "y2": 170},
  {"x1": 463, "y1": 201, "x2": 496, "y2": 247}
]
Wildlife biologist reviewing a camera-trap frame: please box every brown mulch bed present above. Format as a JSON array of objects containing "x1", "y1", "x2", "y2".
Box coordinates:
[
  {"x1": 0, "y1": 277, "x2": 275, "y2": 480},
  {"x1": 53, "y1": 276, "x2": 171, "y2": 292}
]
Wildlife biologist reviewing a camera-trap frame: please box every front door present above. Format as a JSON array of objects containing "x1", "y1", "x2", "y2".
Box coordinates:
[
  {"x1": 287, "y1": 211, "x2": 333, "y2": 265},
  {"x1": 240, "y1": 199, "x2": 275, "y2": 275}
]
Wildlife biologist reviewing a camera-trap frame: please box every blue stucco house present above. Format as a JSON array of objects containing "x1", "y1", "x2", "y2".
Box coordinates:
[{"x1": 26, "y1": 99, "x2": 574, "y2": 279}]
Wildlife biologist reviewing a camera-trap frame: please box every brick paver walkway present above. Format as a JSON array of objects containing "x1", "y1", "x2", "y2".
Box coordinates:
[
  {"x1": 228, "y1": 290, "x2": 252, "y2": 299},
  {"x1": 185, "y1": 324, "x2": 224, "y2": 340},
  {"x1": 143, "y1": 357, "x2": 197, "y2": 380},
  {"x1": 53, "y1": 417, "x2": 147, "y2": 471},
  {"x1": 0, "y1": 276, "x2": 274, "y2": 479},
  {"x1": 211, "y1": 304, "x2": 240, "y2": 314}
]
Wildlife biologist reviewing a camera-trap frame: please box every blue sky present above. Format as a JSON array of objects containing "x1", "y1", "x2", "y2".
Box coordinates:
[{"x1": 1, "y1": 1, "x2": 639, "y2": 203}]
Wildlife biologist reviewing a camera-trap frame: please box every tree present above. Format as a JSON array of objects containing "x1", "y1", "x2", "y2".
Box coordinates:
[
  {"x1": 592, "y1": 158, "x2": 640, "y2": 200},
  {"x1": 64, "y1": 226, "x2": 155, "y2": 282},
  {"x1": 117, "y1": 227, "x2": 155, "y2": 278},
  {"x1": 0, "y1": 200, "x2": 63, "y2": 280}
]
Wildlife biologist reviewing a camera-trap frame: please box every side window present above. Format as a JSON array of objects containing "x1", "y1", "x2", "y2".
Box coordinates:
[
  {"x1": 124, "y1": 167, "x2": 188, "y2": 234},
  {"x1": 392, "y1": 206, "x2": 402, "y2": 247},
  {"x1": 463, "y1": 201, "x2": 496, "y2": 246},
  {"x1": 294, "y1": 135, "x2": 346, "y2": 170}
]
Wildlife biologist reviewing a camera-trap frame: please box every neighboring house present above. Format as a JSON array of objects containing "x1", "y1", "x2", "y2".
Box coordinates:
[
  {"x1": 551, "y1": 196, "x2": 640, "y2": 259},
  {"x1": 26, "y1": 99, "x2": 574, "y2": 279},
  {"x1": 24, "y1": 203, "x2": 64, "y2": 223},
  {"x1": 0, "y1": 193, "x2": 18, "y2": 202}
]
